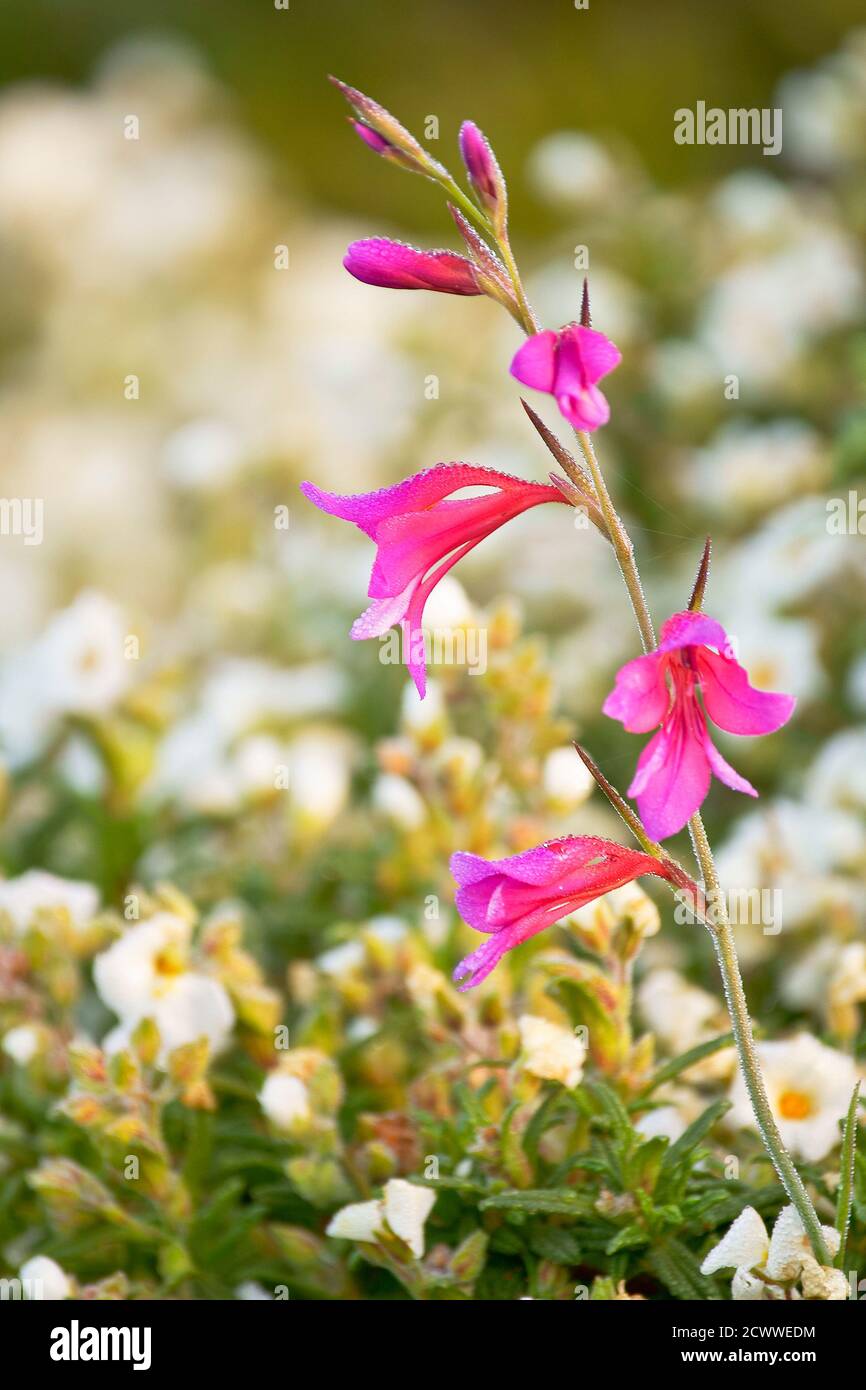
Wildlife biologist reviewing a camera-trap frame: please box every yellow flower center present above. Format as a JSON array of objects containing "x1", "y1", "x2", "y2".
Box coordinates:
[
  {"x1": 778, "y1": 1089, "x2": 813, "y2": 1121},
  {"x1": 78, "y1": 646, "x2": 102, "y2": 673},
  {"x1": 153, "y1": 944, "x2": 186, "y2": 977}
]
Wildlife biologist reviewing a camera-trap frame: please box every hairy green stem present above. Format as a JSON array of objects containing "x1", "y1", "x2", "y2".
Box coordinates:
[
  {"x1": 495, "y1": 230, "x2": 829, "y2": 1261},
  {"x1": 689, "y1": 813, "x2": 830, "y2": 1263}
]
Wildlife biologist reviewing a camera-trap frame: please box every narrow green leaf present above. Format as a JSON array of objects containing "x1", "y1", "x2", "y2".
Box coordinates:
[
  {"x1": 657, "y1": 1099, "x2": 730, "y2": 1190},
  {"x1": 587, "y1": 1080, "x2": 635, "y2": 1151},
  {"x1": 648, "y1": 1237, "x2": 722, "y2": 1300},
  {"x1": 480, "y1": 1188, "x2": 594, "y2": 1216},
  {"x1": 640, "y1": 1033, "x2": 734, "y2": 1096},
  {"x1": 835, "y1": 1081, "x2": 861, "y2": 1269}
]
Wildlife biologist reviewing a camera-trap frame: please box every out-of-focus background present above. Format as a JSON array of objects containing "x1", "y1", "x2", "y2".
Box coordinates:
[{"x1": 0, "y1": 0, "x2": 864, "y2": 1301}]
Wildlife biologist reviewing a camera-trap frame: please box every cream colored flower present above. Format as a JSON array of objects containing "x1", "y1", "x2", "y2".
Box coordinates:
[
  {"x1": 702, "y1": 1204, "x2": 841, "y2": 1300},
  {"x1": 518, "y1": 1014, "x2": 585, "y2": 1089},
  {"x1": 259, "y1": 1072, "x2": 311, "y2": 1131},
  {"x1": 0, "y1": 869, "x2": 99, "y2": 936},
  {"x1": 542, "y1": 746, "x2": 594, "y2": 811},
  {"x1": 727, "y1": 1034, "x2": 859, "y2": 1163},
  {"x1": 326, "y1": 1179, "x2": 436, "y2": 1260},
  {"x1": 94, "y1": 912, "x2": 234, "y2": 1061},
  {"x1": 2, "y1": 1023, "x2": 43, "y2": 1065},
  {"x1": 19, "y1": 1255, "x2": 71, "y2": 1300},
  {"x1": 372, "y1": 773, "x2": 426, "y2": 829},
  {"x1": 35, "y1": 590, "x2": 131, "y2": 717}
]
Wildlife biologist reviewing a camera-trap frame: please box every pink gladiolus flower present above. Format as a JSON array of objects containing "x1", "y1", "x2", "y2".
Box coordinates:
[
  {"x1": 603, "y1": 611, "x2": 796, "y2": 841},
  {"x1": 510, "y1": 323, "x2": 622, "y2": 431},
  {"x1": 451, "y1": 836, "x2": 676, "y2": 989},
  {"x1": 344, "y1": 238, "x2": 483, "y2": 295},
  {"x1": 300, "y1": 464, "x2": 567, "y2": 698}
]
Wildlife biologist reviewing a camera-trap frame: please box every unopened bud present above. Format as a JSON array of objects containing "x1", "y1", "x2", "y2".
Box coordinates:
[{"x1": 459, "y1": 121, "x2": 508, "y2": 230}]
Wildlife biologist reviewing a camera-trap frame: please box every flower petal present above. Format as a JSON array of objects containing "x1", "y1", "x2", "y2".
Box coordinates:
[
  {"x1": 556, "y1": 384, "x2": 610, "y2": 431},
  {"x1": 344, "y1": 238, "x2": 481, "y2": 294},
  {"x1": 603, "y1": 650, "x2": 669, "y2": 733},
  {"x1": 696, "y1": 647, "x2": 796, "y2": 736},
  {"x1": 557, "y1": 325, "x2": 622, "y2": 386},
  {"x1": 701, "y1": 729, "x2": 758, "y2": 798},
  {"x1": 658, "y1": 610, "x2": 730, "y2": 656},
  {"x1": 450, "y1": 837, "x2": 674, "y2": 988},
  {"x1": 350, "y1": 582, "x2": 418, "y2": 640},
  {"x1": 700, "y1": 1206, "x2": 769, "y2": 1275},
  {"x1": 630, "y1": 708, "x2": 711, "y2": 841},
  {"x1": 510, "y1": 331, "x2": 558, "y2": 391},
  {"x1": 301, "y1": 464, "x2": 560, "y2": 539}
]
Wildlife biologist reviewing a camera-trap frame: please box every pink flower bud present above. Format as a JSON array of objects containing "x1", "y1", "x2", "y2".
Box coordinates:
[
  {"x1": 330, "y1": 76, "x2": 446, "y2": 180},
  {"x1": 344, "y1": 238, "x2": 483, "y2": 295},
  {"x1": 459, "y1": 121, "x2": 507, "y2": 227}
]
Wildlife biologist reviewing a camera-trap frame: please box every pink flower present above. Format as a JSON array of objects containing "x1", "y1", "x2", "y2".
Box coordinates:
[
  {"x1": 451, "y1": 836, "x2": 675, "y2": 989},
  {"x1": 510, "y1": 323, "x2": 622, "y2": 431},
  {"x1": 344, "y1": 238, "x2": 483, "y2": 295},
  {"x1": 603, "y1": 611, "x2": 796, "y2": 841},
  {"x1": 300, "y1": 464, "x2": 567, "y2": 697}
]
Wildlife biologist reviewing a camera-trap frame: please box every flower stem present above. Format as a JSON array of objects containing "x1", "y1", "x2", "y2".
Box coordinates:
[
  {"x1": 493, "y1": 233, "x2": 829, "y2": 1260},
  {"x1": 574, "y1": 430, "x2": 655, "y2": 654},
  {"x1": 688, "y1": 811, "x2": 831, "y2": 1264}
]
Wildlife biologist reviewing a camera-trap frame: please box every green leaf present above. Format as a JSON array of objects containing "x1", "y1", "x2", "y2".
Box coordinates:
[
  {"x1": 527, "y1": 1225, "x2": 583, "y2": 1264},
  {"x1": 648, "y1": 1236, "x2": 722, "y2": 1300},
  {"x1": 605, "y1": 1224, "x2": 648, "y2": 1255},
  {"x1": 587, "y1": 1080, "x2": 635, "y2": 1153},
  {"x1": 480, "y1": 1188, "x2": 594, "y2": 1216},
  {"x1": 640, "y1": 1033, "x2": 734, "y2": 1096},
  {"x1": 523, "y1": 1090, "x2": 575, "y2": 1165},
  {"x1": 835, "y1": 1081, "x2": 861, "y2": 1269},
  {"x1": 658, "y1": 1100, "x2": 729, "y2": 1185}
]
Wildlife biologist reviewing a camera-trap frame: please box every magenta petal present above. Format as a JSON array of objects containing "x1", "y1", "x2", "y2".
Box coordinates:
[
  {"x1": 452, "y1": 933, "x2": 513, "y2": 990},
  {"x1": 556, "y1": 385, "x2": 610, "y2": 431},
  {"x1": 631, "y1": 712, "x2": 711, "y2": 841},
  {"x1": 564, "y1": 325, "x2": 622, "y2": 383},
  {"x1": 352, "y1": 121, "x2": 390, "y2": 154},
  {"x1": 301, "y1": 464, "x2": 558, "y2": 539},
  {"x1": 449, "y1": 835, "x2": 674, "y2": 988},
  {"x1": 510, "y1": 331, "x2": 558, "y2": 391},
  {"x1": 343, "y1": 238, "x2": 481, "y2": 294},
  {"x1": 350, "y1": 582, "x2": 417, "y2": 640},
  {"x1": 657, "y1": 611, "x2": 730, "y2": 656},
  {"x1": 603, "y1": 651, "x2": 669, "y2": 733},
  {"x1": 368, "y1": 490, "x2": 535, "y2": 596},
  {"x1": 701, "y1": 730, "x2": 758, "y2": 797},
  {"x1": 696, "y1": 648, "x2": 796, "y2": 736},
  {"x1": 451, "y1": 836, "x2": 620, "y2": 892},
  {"x1": 458, "y1": 120, "x2": 501, "y2": 206}
]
